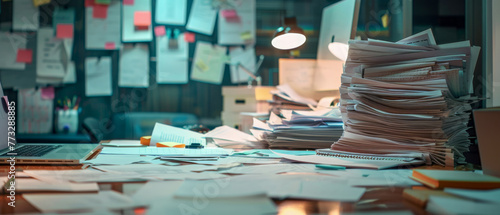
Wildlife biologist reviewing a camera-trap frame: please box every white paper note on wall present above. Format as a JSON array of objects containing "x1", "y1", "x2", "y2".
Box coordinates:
[
  {"x1": 190, "y1": 41, "x2": 227, "y2": 85},
  {"x1": 229, "y1": 46, "x2": 256, "y2": 83},
  {"x1": 63, "y1": 62, "x2": 76, "y2": 84},
  {"x1": 13, "y1": 0, "x2": 39, "y2": 31},
  {"x1": 122, "y1": 0, "x2": 153, "y2": 42},
  {"x1": 36, "y1": 28, "x2": 66, "y2": 79},
  {"x1": 155, "y1": 0, "x2": 187, "y2": 25},
  {"x1": 218, "y1": 0, "x2": 256, "y2": 45},
  {"x1": 119, "y1": 44, "x2": 149, "y2": 87},
  {"x1": 186, "y1": 0, "x2": 217, "y2": 35},
  {"x1": 85, "y1": 57, "x2": 113, "y2": 97},
  {"x1": 0, "y1": 32, "x2": 26, "y2": 70},
  {"x1": 18, "y1": 88, "x2": 53, "y2": 134},
  {"x1": 86, "y1": 0, "x2": 121, "y2": 50},
  {"x1": 156, "y1": 33, "x2": 189, "y2": 84}
]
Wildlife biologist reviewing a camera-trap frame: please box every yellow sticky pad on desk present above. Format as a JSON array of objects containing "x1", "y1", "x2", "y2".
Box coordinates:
[
  {"x1": 140, "y1": 136, "x2": 152, "y2": 146},
  {"x1": 156, "y1": 142, "x2": 185, "y2": 148}
]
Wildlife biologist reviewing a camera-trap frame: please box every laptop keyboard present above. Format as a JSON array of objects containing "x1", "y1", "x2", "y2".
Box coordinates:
[{"x1": 1, "y1": 145, "x2": 62, "y2": 157}]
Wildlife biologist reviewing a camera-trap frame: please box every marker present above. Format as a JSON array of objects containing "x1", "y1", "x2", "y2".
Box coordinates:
[{"x1": 315, "y1": 164, "x2": 346, "y2": 170}]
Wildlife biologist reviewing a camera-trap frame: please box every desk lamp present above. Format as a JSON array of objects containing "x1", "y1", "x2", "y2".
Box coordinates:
[
  {"x1": 328, "y1": 36, "x2": 349, "y2": 61},
  {"x1": 271, "y1": 17, "x2": 306, "y2": 50}
]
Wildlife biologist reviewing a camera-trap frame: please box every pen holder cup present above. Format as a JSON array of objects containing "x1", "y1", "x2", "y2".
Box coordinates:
[{"x1": 56, "y1": 110, "x2": 79, "y2": 134}]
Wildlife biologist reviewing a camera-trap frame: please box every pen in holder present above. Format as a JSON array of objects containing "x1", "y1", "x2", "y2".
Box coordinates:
[{"x1": 56, "y1": 109, "x2": 79, "y2": 134}]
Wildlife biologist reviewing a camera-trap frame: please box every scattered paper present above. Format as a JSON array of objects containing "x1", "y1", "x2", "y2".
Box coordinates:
[
  {"x1": 84, "y1": 154, "x2": 156, "y2": 165},
  {"x1": 186, "y1": 0, "x2": 217, "y2": 35},
  {"x1": 218, "y1": 0, "x2": 255, "y2": 45},
  {"x1": 427, "y1": 196, "x2": 500, "y2": 215},
  {"x1": 150, "y1": 122, "x2": 206, "y2": 147},
  {"x1": 131, "y1": 181, "x2": 183, "y2": 206},
  {"x1": 23, "y1": 169, "x2": 142, "y2": 183},
  {"x1": 100, "y1": 147, "x2": 232, "y2": 157},
  {"x1": 155, "y1": 0, "x2": 187, "y2": 25},
  {"x1": 444, "y1": 188, "x2": 500, "y2": 203},
  {"x1": 23, "y1": 191, "x2": 137, "y2": 212},
  {"x1": 86, "y1": 0, "x2": 121, "y2": 50},
  {"x1": 93, "y1": 164, "x2": 217, "y2": 174},
  {"x1": 85, "y1": 57, "x2": 113, "y2": 97},
  {"x1": 119, "y1": 44, "x2": 149, "y2": 87},
  {"x1": 191, "y1": 41, "x2": 227, "y2": 84},
  {"x1": 101, "y1": 140, "x2": 143, "y2": 147},
  {"x1": 122, "y1": 0, "x2": 152, "y2": 42},
  {"x1": 14, "y1": 178, "x2": 98, "y2": 193},
  {"x1": 156, "y1": 33, "x2": 189, "y2": 84}
]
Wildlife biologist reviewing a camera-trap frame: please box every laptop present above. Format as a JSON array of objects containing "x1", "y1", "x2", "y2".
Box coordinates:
[
  {"x1": 0, "y1": 80, "x2": 99, "y2": 165},
  {"x1": 473, "y1": 108, "x2": 500, "y2": 177}
]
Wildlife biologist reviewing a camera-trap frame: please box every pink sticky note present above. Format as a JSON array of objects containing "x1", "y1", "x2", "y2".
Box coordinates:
[
  {"x1": 105, "y1": 42, "x2": 116, "y2": 50},
  {"x1": 93, "y1": 4, "x2": 108, "y2": 19},
  {"x1": 221, "y1": 9, "x2": 238, "y2": 18},
  {"x1": 184, "y1": 32, "x2": 195, "y2": 43},
  {"x1": 56, "y1": 24, "x2": 74, "y2": 39},
  {"x1": 154, "y1": 26, "x2": 166, "y2": 36},
  {"x1": 85, "y1": 0, "x2": 95, "y2": 7},
  {"x1": 123, "y1": 0, "x2": 134, "y2": 5},
  {"x1": 134, "y1": 11, "x2": 151, "y2": 30},
  {"x1": 16, "y1": 49, "x2": 33, "y2": 64},
  {"x1": 41, "y1": 87, "x2": 55, "y2": 100}
]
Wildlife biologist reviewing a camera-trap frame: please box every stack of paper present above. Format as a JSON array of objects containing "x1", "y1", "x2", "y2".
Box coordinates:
[
  {"x1": 269, "y1": 84, "x2": 316, "y2": 112},
  {"x1": 335, "y1": 29, "x2": 480, "y2": 166},
  {"x1": 251, "y1": 109, "x2": 343, "y2": 149}
]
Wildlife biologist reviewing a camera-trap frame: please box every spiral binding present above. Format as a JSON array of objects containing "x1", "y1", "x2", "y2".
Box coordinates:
[{"x1": 316, "y1": 152, "x2": 413, "y2": 161}]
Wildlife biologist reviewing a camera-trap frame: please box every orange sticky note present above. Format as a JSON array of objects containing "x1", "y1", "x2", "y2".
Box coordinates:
[
  {"x1": 184, "y1": 32, "x2": 195, "y2": 43},
  {"x1": 93, "y1": 4, "x2": 108, "y2": 19},
  {"x1": 56, "y1": 24, "x2": 74, "y2": 39},
  {"x1": 140, "y1": 136, "x2": 151, "y2": 146},
  {"x1": 104, "y1": 42, "x2": 116, "y2": 50},
  {"x1": 154, "y1": 26, "x2": 166, "y2": 36},
  {"x1": 156, "y1": 142, "x2": 185, "y2": 148},
  {"x1": 16, "y1": 49, "x2": 33, "y2": 64},
  {"x1": 134, "y1": 11, "x2": 151, "y2": 30}
]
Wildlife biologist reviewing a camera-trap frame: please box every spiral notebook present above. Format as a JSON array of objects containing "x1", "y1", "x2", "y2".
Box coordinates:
[{"x1": 273, "y1": 149, "x2": 426, "y2": 169}]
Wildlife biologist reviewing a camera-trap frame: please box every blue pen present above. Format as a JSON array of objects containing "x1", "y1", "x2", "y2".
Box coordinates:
[{"x1": 315, "y1": 164, "x2": 346, "y2": 170}]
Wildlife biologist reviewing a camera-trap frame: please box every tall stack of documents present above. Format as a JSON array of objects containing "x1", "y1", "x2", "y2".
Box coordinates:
[
  {"x1": 251, "y1": 109, "x2": 343, "y2": 149},
  {"x1": 335, "y1": 29, "x2": 480, "y2": 166}
]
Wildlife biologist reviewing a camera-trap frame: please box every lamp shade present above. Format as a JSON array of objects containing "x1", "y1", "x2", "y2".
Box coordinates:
[
  {"x1": 271, "y1": 17, "x2": 306, "y2": 50},
  {"x1": 328, "y1": 42, "x2": 349, "y2": 61}
]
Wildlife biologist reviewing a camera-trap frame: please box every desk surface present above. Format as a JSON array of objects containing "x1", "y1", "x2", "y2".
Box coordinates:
[{"x1": 0, "y1": 148, "x2": 445, "y2": 215}]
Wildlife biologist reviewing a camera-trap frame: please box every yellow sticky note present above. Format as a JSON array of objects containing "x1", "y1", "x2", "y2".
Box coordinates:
[
  {"x1": 290, "y1": 50, "x2": 300, "y2": 57},
  {"x1": 33, "y1": 0, "x2": 51, "y2": 7},
  {"x1": 196, "y1": 60, "x2": 208, "y2": 71},
  {"x1": 240, "y1": 31, "x2": 253, "y2": 41}
]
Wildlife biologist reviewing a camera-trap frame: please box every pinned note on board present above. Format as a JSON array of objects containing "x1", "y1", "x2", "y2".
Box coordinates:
[
  {"x1": 41, "y1": 86, "x2": 55, "y2": 100},
  {"x1": 123, "y1": 0, "x2": 134, "y2": 5},
  {"x1": 240, "y1": 31, "x2": 253, "y2": 41},
  {"x1": 154, "y1": 26, "x2": 166, "y2": 36},
  {"x1": 134, "y1": 11, "x2": 151, "y2": 30},
  {"x1": 85, "y1": 0, "x2": 95, "y2": 7},
  {"x1": 56, "y1": 24, "x2": 74, "y2": 39},
  {"x1": 16, "y1": 49, "x2": 33, "y2": 64},
  {"x1": 33, "y1": 0, "x2": 51, "y2": 7},
  {"x1": 93, "y1": 4, "x2": 108, "y2": 18},
  {"x1": 104, "y1": 42, "x2": 116, "y2": 50},
  {"x1": 184, "y1": 32, "x2": 195, "y2": 43}
]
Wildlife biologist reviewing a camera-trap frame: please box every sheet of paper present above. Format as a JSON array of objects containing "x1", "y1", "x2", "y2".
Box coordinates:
[
  {"x1": 150, "y1": 122, "x2": 206, "y2": 146},
  {"x1": 229, "y1": 46, "x2": 256, "y2": 83},
  {"x1": 183, "y1": 156, "x2": 281, "y2": 165},
  {"x1": 83, "y1": 154, "x2": 156, "y2": 165},
  {"x1": 63, "y1": 61, "x2": 76, "y2": 84},
  {"x1": 175, "y1": 179, "x2": 267, "y2": 198},
  {"x1": 14, "y1": 179, "x2": 98, "y2": 192},
  {"x1": 131, "y1": 181, "x2": 183, "y2": 206},
  {"x1": 85, "y1": 57, "x2": 112, "y2": 97},
  {"x1": 186, "y1": 0, "x2": 217, "y2": 35},
  {"x1": 222, "y1": 164, "x2": 315, "y2": 175},
  {"x1": 218, "y1": 0, "x2": 256, "y2": 45},
  {"x1": 147, "y1": 195, "x2": 276, "y2": 215},
  {"x1": 13, "y1": 0, "x2": 39, "y2": 31},
  {"x1": 444, "y1": 188, "x2": 500, "y2": 203},
  {"x1": 0, "y1": 32, "x2": 27, "y2": 70},
  {"x1": 289, "y1": 181, "x2": 365, "y2": 201},
  {"x1": 119, "y1": 44, "x2": 149, "y2": 87},
  {"x1": 156, "y1": 33, "x2": 189, "y2": 84},
  {"x1": 85, "y1": 0, "x2": 121, "y2": 50},
  {"x1": 93, "y1": 164, "x2": 217, "y2": 174},
  {"x1": 101, "y1": 140, "x2": 143, "y2": 147},
  {"x1": 100, "y1": 147, "x2": 232, "y2": 157},
  {"x1": 205, "y1": 125, "x2": 257, "y2": 143},
  {"x1": 155, "y1": 0, "x2": 187, "y2": 25},
  {"x1": 23, "y1": 169, "x2": 143, "y2": 183},
  {"x1": 122, "y1": 0, "x2": 152, "y2": 42},
  {"x1": 143, "y1": 172, "x2": 228, "y2": 181},
  {"x1": 36, "y1": 28, "x2": 66, "y2": 79},
  {"x1": 427, "y1": 196, "x2": 500, "y2": 215},
  {"x1": 190, "y1": 41, "x2": 227, "y2": 84},
  {"x1": 18, "y1": 88, "x2": 53, "y2": 134},
  {"x1": 23, "y1": 191, "x2": 137, "y2": 212}
]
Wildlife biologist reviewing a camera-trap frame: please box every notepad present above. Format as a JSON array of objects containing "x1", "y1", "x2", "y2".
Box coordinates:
[{"x1": 411, "y1": 169, "x2": 500, "y2": 189}]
